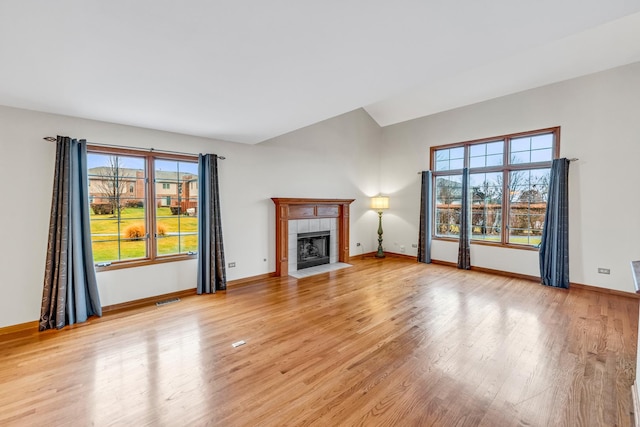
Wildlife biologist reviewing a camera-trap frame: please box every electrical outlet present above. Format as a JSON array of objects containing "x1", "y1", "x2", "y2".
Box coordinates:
[
  {"x1": 597, "y1": 268, "x2": 610, "y2": 275},
  {"x1": 228, "y1": 262, "x2": 236, "y2": 268},
  {"x1": 400, "y1": 245, "x2": 405, "y2": 253},
  {"x1": 356, "y1": 242, "x2": 361, "y2": 246}
]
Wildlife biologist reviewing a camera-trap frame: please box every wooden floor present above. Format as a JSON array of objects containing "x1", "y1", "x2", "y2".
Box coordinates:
[{"x1": 1, "y1": 258, "x2": 638, "y2": 426}]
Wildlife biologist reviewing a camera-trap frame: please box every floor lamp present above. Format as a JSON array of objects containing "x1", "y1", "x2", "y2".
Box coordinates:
[{"x1": 371, "y1": 196, "x2": 389, "y2": 258}]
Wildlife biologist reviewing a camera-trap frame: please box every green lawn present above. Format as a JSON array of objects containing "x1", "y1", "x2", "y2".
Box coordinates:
[
  {"x1": 437, "y1": 231, "x2": 541, "y2": 247},
  {"x1": 91, "y1": 207, "x2": 198, "y2": 262},
  {"x1": 509, "y1": 235, "x2": 542, "y2": 246}
]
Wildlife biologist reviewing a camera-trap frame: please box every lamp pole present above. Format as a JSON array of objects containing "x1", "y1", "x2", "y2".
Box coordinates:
[
  {"x1": 376, "y1": 210, "x2": 385, "y2": 258},
  {"x1": 371, "y1": 195, "x2": 389, "y2": 258}
]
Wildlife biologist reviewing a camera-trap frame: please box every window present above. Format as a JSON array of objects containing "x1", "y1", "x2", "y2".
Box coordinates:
[
  {"x1": 431, "y1": 127, "x2": 558, "y2": 248},
  {"x1": 155, "y1": 159, "x2": 199, "y2": 257},
  {"x1": 87, "y1": 147, "x2": 198, "y2": 268}
]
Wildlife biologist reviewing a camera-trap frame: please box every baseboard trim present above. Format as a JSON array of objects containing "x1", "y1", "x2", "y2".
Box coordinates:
[
  {"x1": 103, "y1": 272, "x2": 281, "y2": 313},
  {"x1": 426, "y1": 259, "x2": 639, "y2": 300},
  {"x1": 102, "y1": 272, "x2": 278, "y2": 313},
  {"x1": 570, "y1": 282, "x2": 640, "y2": 299},
  {"x1": 0, "y1": 320, "x2": 39, "y2": 336},
  {"x1": 4, "y1": 259, "x2": 637, "y2": 334},
  {"x1": 349, "y1": 251, "x2": 414, "y2": 261},
  {"x1": 0, "y1": 272, "x2": 281, "y2": 335},
  {"x1": 102, "y1": 288, "x2": 197, "y2": 313},
  {"x1": 429, "y1": 259, "x2": 457, "y2": 268},
  {"x1": 431, "y1": 258, "x2": 539, "y2": 283},
  {"x1": 384, "y1": 252, "x2": 416, "y2": 260},
  {"x1": 227, "y1": 272, "x2": 277, "y2": 288},
  {"x1": 349, "y1": 251, "x2": 376, "y2": 261}
]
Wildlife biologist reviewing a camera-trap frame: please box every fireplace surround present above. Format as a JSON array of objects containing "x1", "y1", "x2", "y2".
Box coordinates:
[{"x1": 271, "y1": 198, "x2": 354, "y2": 277}]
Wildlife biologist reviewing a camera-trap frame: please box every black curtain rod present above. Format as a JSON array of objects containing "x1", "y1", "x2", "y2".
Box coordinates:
[{"x1": 43, "y1": 136, "x2": 226, "y2": 160}]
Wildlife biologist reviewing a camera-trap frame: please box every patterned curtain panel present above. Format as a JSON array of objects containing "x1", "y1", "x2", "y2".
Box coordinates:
[
  {"x1": 457, "y1": 168, "x2": 471, "y2": 270},
  {"x1": 40, "y1": 136, "x2": 102, "y2": 330},
  {"x1": 197, "y1": 154, "x2": 227, "y2": 294},
  {"x1": 417, "y1": 171, "x2": 432, "y2": 264},
  {"x1": 539, "y1": 158, "x2": 570, "y2": 288}
]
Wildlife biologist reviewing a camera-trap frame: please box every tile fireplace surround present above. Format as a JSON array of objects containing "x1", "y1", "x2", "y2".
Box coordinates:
[{"x1": 271, "y1": 198, "x2": 355, "y2": 277}]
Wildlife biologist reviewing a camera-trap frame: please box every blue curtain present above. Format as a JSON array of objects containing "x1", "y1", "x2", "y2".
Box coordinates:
[
  {"x1": 457, "y1": 168, "x2": 471, "y2": 269},
  {"x1": 539, "y1": 158, "x2": 570, "y2": 288},
  {"x1": 418, "y1": 171, "x2": 432, "y2": 263},
  {"x1": 40, "y1": 136, "x2": 102, "y2": 330},
  {"x1": 197, "y1": 154, "x2": 227, "y2": 293}
]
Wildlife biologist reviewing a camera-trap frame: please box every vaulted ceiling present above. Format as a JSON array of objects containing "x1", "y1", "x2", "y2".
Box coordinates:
[{"x1": 1, "y1": 1, "x2": 639, "y2": 144}]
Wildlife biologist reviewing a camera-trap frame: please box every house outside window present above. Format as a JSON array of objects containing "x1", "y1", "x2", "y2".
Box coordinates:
[
  {"x1": 87, "y1": 147, "x2": 199, "y2": 268},
  {"x1": 431, "y1": 127, "x2": 559, "y2": 248}
]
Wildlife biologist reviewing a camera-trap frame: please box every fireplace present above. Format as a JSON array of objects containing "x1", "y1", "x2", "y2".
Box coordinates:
[
  {"x1": 297, "y1": 231, "x2": 330, "y2": 270},
  {"x1": 272, "y1": 198, "x2": 355, "y2": 277}
]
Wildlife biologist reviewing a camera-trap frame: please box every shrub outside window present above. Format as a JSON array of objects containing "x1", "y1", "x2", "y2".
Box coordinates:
[
  {"x1": 87, "y1": 147, "x2": 198, "y2": 268},
  {"x1": 431, "y1": 127, "x2": 559, "y2": 248}
]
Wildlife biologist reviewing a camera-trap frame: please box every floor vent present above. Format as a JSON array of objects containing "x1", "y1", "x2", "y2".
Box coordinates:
[{"x1": 156, "y1": 297, "x2": 181, "y2": 307}]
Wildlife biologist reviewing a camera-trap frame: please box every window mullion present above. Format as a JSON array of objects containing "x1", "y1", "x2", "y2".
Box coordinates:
[
  {"x1": 146, "y1": 155, "x2": 156, "y2": 261},
  {"x1": 502, "y1": 170, "x2": 509, "y2": 245},
  {"x1": 504, "y1": 137, "x2": 510, "y2": 166},
  {"x1": 464, "y1": 145, "x2": 469, "y2": 169},
  {"x1": 502, "y1": 138, "x2": 509, "y2": 245},
  {"x1": 506, "y1": 161, "x2": 553, "y2": 172}
]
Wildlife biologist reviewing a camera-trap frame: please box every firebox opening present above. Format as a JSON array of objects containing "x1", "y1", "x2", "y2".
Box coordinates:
[{"x1": 297, "y1": 230, "x2": 330, "y2": 270}]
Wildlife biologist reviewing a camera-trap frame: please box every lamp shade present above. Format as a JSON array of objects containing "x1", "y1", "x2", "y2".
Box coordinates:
[{"x1": 371, "y1": 196, "x2": 389, "y2": 210}]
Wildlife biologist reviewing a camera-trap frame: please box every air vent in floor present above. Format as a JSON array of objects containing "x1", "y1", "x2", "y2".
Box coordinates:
[{"x1": 156, "y1": 297, "x2": 181, "y2": 307}]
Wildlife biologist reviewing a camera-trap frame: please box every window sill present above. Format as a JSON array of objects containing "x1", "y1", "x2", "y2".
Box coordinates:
[
  {"x1": 432, "y1": 236, "x2": 540, "y2": 251},
  {"x1": 95, "y1": 254, "x2": 198, "y2": 272}
]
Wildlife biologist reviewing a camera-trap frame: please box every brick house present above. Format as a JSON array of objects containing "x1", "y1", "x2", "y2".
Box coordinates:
[{"x1": 88, "y1": 167, "x2": 197, "y2": 214}]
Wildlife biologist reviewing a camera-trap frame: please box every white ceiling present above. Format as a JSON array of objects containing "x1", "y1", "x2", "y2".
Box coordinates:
[{"x1": 1, "y1": 1, "x2": 639, "y2": 144}]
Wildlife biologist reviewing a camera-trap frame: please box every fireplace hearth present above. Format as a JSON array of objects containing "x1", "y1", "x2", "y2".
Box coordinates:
[{"x1": 297, "y1": 231, "x2": 330, "y2": 270}]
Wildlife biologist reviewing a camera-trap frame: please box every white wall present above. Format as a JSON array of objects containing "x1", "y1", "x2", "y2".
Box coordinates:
[
  {"x1": 3, "y1": 62, "x2": 639, "y2": 328},
  {"x1": 380, "y1": 62, "x2": 640, "y2": 293},
  {"x1": 0, "y1": 107, "x2": 381, "y2": 328}
]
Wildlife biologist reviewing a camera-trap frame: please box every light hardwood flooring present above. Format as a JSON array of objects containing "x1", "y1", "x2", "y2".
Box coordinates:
[{"x1": 0, "y1": 257, "x2": 638, "y2": 426}]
